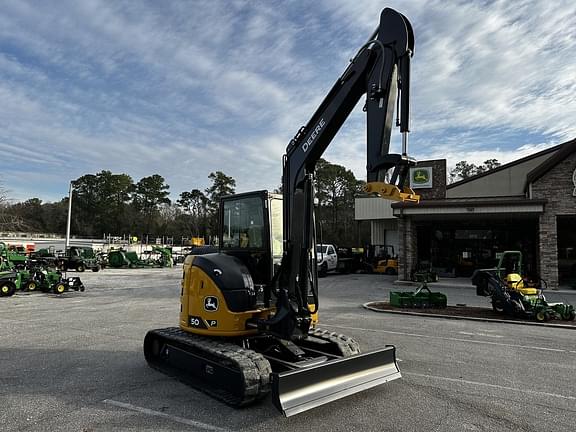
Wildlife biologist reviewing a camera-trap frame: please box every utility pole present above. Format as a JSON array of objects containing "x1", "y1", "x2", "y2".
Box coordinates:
[{"x1": 65, "y1": 181, "x2": 73, "y2": 250}]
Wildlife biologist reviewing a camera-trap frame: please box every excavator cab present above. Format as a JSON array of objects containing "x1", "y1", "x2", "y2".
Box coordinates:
[{"x1": 219, "y1": 191, "x2": 283, "y2": 286}]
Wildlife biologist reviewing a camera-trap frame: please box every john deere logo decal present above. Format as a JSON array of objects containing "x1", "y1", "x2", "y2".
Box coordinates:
[
  {"x1": 412, "y1": 169, "x2": 429, "y2": 184},
  {"x1": 410, "y1": 167, "x2": 433, "y2": 189},
  {"x1": 204, "y1": 296, "x2": 219, "y2": 312}
]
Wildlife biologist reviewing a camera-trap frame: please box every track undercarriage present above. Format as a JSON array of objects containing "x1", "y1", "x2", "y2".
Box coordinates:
[{"x1": 144, "y1": 327, "x2": 400, "y2": 416}]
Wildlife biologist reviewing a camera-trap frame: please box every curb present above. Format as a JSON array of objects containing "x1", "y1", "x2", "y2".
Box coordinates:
[
  {"x1": 363, "y1": 302, "x2": 576, "y2": 330},
  {"x1": 392, "y1": 280, "x2": 576, "y2": 294}
]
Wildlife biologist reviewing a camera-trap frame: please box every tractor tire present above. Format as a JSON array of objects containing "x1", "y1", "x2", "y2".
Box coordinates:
[
  {"x1": 476, "y1": 279, "x2": 489, "y2": 296},
  {"x1": 535, "y1": 311, "x2": 550, "y2": 322},
  {"x1": 363, "y1": 264, "x2": 374, "y2": 274},
  {"x1": 492, "y1": 299, "x2": 505, "y2": 314},
  {"x1": 566, "y1": 310, "x2": 576, "y2": 321},
  {"x1": 0, "y1": 282, "x2": 16, "y2": 297},
  {"x1": 318, "y1": 263, "x2": 328, "y2": 278},
  {"x1": 76, "y1": 263, "x2": 85, "y2": 272},
  {"x1": 53, "y1": 283, "x2": 66, "y2": 295},
  {"x1": 91, "y1": 265, "x2": 100, "y2": 272},
  {"x1": 338, "y1": 265, "x2": 350, "y2": 275},
  {"x1": 26, "y1": 281, "x2": 38, "y2": 292},
  {"x1": 385, "y1": 267, "x2": 397, "y2": 276}
]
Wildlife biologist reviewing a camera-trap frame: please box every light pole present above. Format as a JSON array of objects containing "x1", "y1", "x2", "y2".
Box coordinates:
[{"x1": 65, "y1": 181, "x2": 74, "y2": 250}]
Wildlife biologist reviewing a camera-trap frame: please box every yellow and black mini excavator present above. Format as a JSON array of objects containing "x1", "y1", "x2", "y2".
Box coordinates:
[{"x1": 144, "y1": 8, "x2": 420, "y2": 417}]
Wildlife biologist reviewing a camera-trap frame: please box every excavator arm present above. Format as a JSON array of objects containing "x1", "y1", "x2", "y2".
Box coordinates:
[{"x1": 261, "y1": 8, "x2": 419, "y2": 340}]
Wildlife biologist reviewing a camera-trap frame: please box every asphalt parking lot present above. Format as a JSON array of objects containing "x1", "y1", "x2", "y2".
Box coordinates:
[{"x1": 1, "y1": 268, "x2": 575, "y2": 431}]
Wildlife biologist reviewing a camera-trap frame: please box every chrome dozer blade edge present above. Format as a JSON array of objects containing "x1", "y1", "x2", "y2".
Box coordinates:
[{"x1": 272, "y1": 345, "x2": 401, "y2": 417}]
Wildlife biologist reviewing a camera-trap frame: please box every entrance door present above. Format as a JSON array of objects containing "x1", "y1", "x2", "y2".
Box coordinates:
[{"x1": 557, "y1": 216, "x2": 576, "y2": 284}]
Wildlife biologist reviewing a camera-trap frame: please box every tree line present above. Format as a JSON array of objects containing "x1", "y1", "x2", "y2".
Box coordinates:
[
  {"x1": 1, "y1": 159, "x2": 368, "y2": 246},
  {"x1": 2, "y1": 158, "x2": 500, "y2": 245},
  {"x1": 449, "y1": 159, "x2": 501, "y2": 183}
]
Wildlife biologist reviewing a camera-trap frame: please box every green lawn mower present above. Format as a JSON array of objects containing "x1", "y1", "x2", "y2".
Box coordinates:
[
  {"x1": 30, "y1": 268, "x2": 85, "y2": 294},
  {"x1": 0, "y1": 269, "x2": 39, "y2": 297},
  {"x1": 0, "y1": 267, "x2": 85, "y2": 296},
  {"x1": 0, "y1": 271, "x2": 19, "y2": 297},
  {"x1": 472, "y1": 251, "x2": 575, "y2": 322}
]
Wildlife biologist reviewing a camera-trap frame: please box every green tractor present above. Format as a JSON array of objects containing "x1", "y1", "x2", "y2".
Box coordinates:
[
  {"x1": 0, "y1": 242, "x2": 29, "y2": 271},
  {"x1": 106, "y1": 249, "x2": 148, "y2": 268},
  {"x1": 144, "y1": 246, "x2": 173, "y2": 267},
  {"x1": 472, "y1": 251, "x2": 575, "y2": 322},
  {"x1": 107, "y1": 247, "x2": 173, "y2": 268}
]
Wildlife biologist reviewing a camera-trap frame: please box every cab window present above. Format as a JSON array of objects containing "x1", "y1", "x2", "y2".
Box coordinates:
[{"x1": 222, "y1": 197, "x2": 265, "y2": 249}]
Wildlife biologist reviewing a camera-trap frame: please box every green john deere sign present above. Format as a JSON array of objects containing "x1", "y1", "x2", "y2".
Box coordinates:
[
  {"x1": 412, "y1": 169, "x2": 429, "y2": 184},
  {"x1": 410, "y1": 167, "x2": 432, "y2": 188}
]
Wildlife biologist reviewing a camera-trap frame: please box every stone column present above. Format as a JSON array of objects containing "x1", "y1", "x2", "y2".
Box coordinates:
[
  {"x1": 398, "y1": 217, "x2": 417, "y2": 280},
  {"x1": 538, "y1": 213, "x2": 559, "y2": 289}
]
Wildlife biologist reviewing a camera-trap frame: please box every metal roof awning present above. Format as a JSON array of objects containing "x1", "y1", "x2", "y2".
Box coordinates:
[{"x1": 392, "y1": 198, "x2": 546, "y2": 217}]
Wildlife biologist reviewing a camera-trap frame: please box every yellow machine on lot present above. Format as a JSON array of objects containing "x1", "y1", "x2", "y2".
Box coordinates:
[
  {"x1": 144, "y1": 8, "x2": 420, "y2": 416},
  {"x1": 473, "y1": 251, "x2": 575, "y2": 322},
  {"x1": 364, "y1": 245, "x2": 398, "y2": 275}
]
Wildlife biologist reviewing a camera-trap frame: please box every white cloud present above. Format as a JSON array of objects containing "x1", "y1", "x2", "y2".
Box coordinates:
[{"x1": 1, "y1": 0, "x2": 575, "y2": 204}]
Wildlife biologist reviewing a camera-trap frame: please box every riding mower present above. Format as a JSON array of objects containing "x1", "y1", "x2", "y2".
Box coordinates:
[
  {"x1": 28, "y1": 267, "x2": 85, "y2": 294},
  {"x1": 0, "y1": 266, "x2": 85, "y2": 296},
  {"x1": 472, "y1": 251, "x2": 575, "y2": 322},
  {"x1": 0, "y1": 268, "x2": 41, "y2": 297}
]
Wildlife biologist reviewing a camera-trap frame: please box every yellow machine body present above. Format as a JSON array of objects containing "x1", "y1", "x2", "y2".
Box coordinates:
[
  {"x1": 179, "y1": 255, "x2": 318, "y2": 337},
  {"x1": 506, "y1": 273, "x2": 539, "y2": 296},
  {"x1": 373, "y1": 258, "x2": 399, "y2": 274},
  {"x1": 179, "y1": 255, "x2": 270, "y2": 337}
]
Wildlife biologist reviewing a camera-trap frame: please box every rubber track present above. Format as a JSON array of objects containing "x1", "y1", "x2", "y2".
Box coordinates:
[
  {"x1": 145, "y1": 327, "x2": 272, "y2": 407},
  {"x1": 308, "y1": 327, "x2": 361, "y2": 356}
]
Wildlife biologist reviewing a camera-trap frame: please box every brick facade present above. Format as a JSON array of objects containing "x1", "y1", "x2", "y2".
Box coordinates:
[
  {"x1": 412, "y1": 159, "x2": 447, "y2": 200},
  {"x1": 531, "y1": 150, "x2": 576, "y2": 289},
  {"x1": 398, "y1": 159, "x2": 445, "y2": 279}
]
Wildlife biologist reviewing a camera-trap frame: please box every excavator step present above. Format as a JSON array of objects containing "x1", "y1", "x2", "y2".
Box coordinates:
[{"x1": 271, "y1": 345, "x2": 400, "y2": 417}]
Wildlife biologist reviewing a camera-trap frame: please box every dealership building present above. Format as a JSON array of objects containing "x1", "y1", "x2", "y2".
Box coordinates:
[{"x1": 355, "y1": 139, "x2": 576, "y2": 289}]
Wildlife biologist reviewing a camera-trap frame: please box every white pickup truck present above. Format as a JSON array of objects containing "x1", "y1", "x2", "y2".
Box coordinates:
[{"x1": 316, "y1": 244, "x2": 360, "y2": 277}]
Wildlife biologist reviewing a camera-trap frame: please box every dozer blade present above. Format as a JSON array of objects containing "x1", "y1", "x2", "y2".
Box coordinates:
[{"x1": 271, "y1": 345, "x2": 400, "y2": 417}]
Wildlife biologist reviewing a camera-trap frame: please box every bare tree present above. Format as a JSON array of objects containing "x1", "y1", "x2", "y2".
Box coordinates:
[{"x1": 0, "y1": 183, "x2": 28, "y2": 232}]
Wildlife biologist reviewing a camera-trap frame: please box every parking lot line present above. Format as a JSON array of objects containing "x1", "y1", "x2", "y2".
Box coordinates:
[
  {"x1": 320, "y1": 324, "x2": 576, "y2": 354},
  {"x1": 103, "y1": 399, "x2": 230, "y2": 431},
  {"x1": 458, "y1": 331, "x2": 504, "y2": 338},
  {"x1": 405, "y1": 372, "x2": 576, "y2": 401}
]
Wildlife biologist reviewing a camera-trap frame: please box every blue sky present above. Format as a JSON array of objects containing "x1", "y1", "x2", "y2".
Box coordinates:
[{"x1": 1, "y1": 0, "x2": 575, "y2": 202}]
